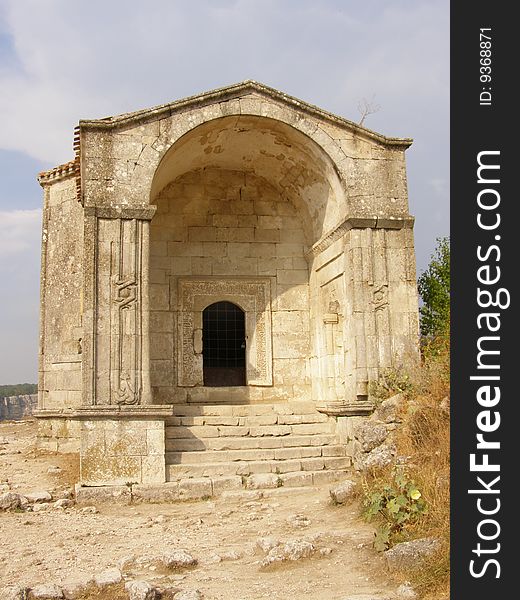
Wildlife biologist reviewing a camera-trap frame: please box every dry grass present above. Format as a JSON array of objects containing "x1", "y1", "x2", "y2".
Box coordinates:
[
  {"x1": 74, "y1": 583, "x2": 179, "y2": 600},
  {"x1": 363, "y1": 338, "x2": 450, "y2": 599},
  {"x1": 74, "y1": 583, "x2": 128, "y2": 600}
]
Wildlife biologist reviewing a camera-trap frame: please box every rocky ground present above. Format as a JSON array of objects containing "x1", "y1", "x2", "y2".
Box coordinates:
[{"x1": 0, "y1": 420, "x2": 411, "y2": 600}]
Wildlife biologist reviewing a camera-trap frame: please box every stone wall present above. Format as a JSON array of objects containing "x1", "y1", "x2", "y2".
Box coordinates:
[
  {"x1": 80, "y1": 417, "x2": 165, "y2": 486},
  {"x1": 36, "y1": 417, "x2": 81, "y2": 452},
  {"x1": 39, "y1": 176, "x2": 84, "y2": 411},
  {"x1": 0, "y1": 395, "x2": 37, "y2": 420}
]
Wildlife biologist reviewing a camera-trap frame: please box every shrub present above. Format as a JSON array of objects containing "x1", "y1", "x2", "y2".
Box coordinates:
[{"x1": 363, "y1": 467, "x2": 427, "y2": 551}]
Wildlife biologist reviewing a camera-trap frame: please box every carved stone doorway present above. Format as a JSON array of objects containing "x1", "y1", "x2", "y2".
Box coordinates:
[{"x1": 202, "y1": 301, "x2": 246, "y2": 387}]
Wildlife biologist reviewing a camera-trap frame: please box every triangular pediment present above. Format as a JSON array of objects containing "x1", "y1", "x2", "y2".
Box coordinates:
[{"x1": 79, "y1": 80, "x2": 411, "y2": 148}]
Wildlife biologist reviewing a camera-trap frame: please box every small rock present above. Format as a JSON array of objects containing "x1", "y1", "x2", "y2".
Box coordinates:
[
  {"x1": 93, "y1": 567, "x2": 122, "y2": 587},
  {"x1": 61, "y1": 575, "x2": 94, "y2": 599},
  {"x1": 1, "y1": 586, "x2": 28, "y2": 600},
  {"x1": 0, "y1": 492, "x2": 22, "y2": 510},
  {"x1": 24, "y1": 491, "x2": 52, "y2": 503},
  {"x1": 358, "y1": 444, "x2": 396, "y2": 472},
  {"x1": 319, "y1": 547, "x2": 333, "y2": 556},
  {"x1": 354, "y1": 422, "x2": 389, "y2": 452},
  {"x1": 385, "y1": 538, "x2": 440, "y2": 571},
  {"x1": 330, "y1": 480, "x2": 356, "y2": 504},
  {"x1": 372, "y1": 394, "x2": 404, "y2": 423},
  {"x1": 47, "y1": 466, "x2": 62, "y2": 475},
  {"x1": 205, "y1": 554, "x2": 222, "y2": 564},
  {"x1": 245, "y1": 473, "x2": 280, "y2": 489},
  {"x1": 218, "y1": 550, "x2": 242, "y2": 561},
  {"x1": 118, "y1": 555, "x2": 137, "y2": 571},
  {"x1": 286, "y1": 513, "x2": 311, "y2": 527},
  {"x1": 173, "y1": 591, "x2": 203, "y2": 600},
  {"x1": 53, "y1": 499, "x2": 74, "y2": 509},
  {"x1": 261, "y1": 539, "x2": 315, "y2": 568},
  {"x1": 125, "y1": 580, "x2": 158, "y2": 600},
  {"x1": 80, "y1": 506, "x2": 98, "y2": 513},
  {"x1": 153, "y1": 514, "x2": 167, "y2": 524},
  {"x1": 256, "y1": 536, "x2": 280, "y2": 554},
  {"x1": 28, "y1": 583, "x2": 64, "y2": 599},
  {"x1": 32, "y1": 502, "x2": 51, "y2": 512},
  {"x1": 340, "y1": 595, "x2": 393, "y2": 600},
  {"x1": 280, "y1": 539, "x2": 315, "y2": 561},
  {"x1": 0, "y1": 482, "x2": 10, "y2": 493},
  {"x1": 162, "y1": 550, "x2": 198, "y2": 570},
  {"x1": 440, "y1": 396, "x2": 450, "y2": 415},
  {"x1": 396, "y1": 582, "x2": 418, "y2": 598}
]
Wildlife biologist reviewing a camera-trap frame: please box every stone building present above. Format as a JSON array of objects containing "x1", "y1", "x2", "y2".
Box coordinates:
[{"x1": 36, "y1": 81, "x2": 419, "y2": 495}]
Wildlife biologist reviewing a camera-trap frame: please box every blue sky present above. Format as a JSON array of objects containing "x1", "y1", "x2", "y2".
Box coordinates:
[{"x1": 0, "y1": 0, "x2": 449, "y2": 384}]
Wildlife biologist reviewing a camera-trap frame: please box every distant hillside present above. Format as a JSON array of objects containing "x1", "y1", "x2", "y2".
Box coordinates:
[{"x1": 0, "y1": 383, "x2": 37, "y2": 398}]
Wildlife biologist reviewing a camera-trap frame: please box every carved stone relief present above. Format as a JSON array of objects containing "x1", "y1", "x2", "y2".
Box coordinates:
[
  {"x1": 177, "y1": 278, "x2": 273, "y2": 387},
  {"x1": 94, "y1": 218, "x2": 146, "y2": 405}
]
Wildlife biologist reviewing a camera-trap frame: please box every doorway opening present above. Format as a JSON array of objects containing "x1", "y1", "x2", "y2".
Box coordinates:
[{"x1": 202, "y1": 301, "x2": 246, "y2": 386}]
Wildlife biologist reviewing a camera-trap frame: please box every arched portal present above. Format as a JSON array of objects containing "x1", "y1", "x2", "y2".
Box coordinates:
[{"x1": 202, "y1": 301, "x2": 246, "y2": 387}]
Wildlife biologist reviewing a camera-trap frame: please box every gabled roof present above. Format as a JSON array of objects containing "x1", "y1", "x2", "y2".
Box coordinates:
[
  {"x1": 79, "y1": 80, "x2": 412, "y2": 148},
  {"x1": 39, "y1": 81, "x2": 412, "y2": 189}
]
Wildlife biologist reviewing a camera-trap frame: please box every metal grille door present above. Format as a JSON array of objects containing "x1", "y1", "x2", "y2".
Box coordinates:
[{"x1": 202, "y1": 301, "x2": 246, "y2": 386}]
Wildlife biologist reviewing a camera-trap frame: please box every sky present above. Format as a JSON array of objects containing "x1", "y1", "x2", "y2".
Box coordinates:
[{"x1": 0, "y1": 0, "x2": 449, "y2": 384}]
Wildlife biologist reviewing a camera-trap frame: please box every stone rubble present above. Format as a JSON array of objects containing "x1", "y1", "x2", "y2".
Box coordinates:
[{"x1": 350, "y1": 394, "x2": 405, "y2": 473}]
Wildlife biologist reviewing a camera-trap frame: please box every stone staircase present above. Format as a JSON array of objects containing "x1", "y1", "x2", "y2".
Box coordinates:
[{"x1": 165, "y1": 401, "x2": 350, "y2": 495}]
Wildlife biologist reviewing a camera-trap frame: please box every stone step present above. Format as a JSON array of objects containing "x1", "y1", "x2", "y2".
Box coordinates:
[
  {"x1": 76, "y1": 469, "x2": 352, "y2": 505},
  {"x1": 130, "y1": 469, "x2": 351, "y2": 503},
  {"x1": 166, "y1": 411, "x2": 330, "y2": 428},
  {"x1": 165, "y1": 464, "x2": 349, "y2": 488},
  {"x1": 164, "y1": 422, "x2": 335, "y2": 442},
  {"x1": 165, "y1": 434, "x2": 340, "y2": 452},
  {"x1": 166, "y1": 453, "x2": 350, "y2": 476},
  {"x1": 168, "y1": 401, "x2": 319, "y2": 418}
]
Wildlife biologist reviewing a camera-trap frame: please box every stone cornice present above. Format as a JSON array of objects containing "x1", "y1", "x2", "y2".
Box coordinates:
[
  {"x1": 77, "y1": 80, "x2": 413, "y2": 149},
  {"x1": 34, "y1": 406, "x2": 175, "y2": 419},
  {"x1": 308, "y1": 215, "x2": 415, "y2": 257}
]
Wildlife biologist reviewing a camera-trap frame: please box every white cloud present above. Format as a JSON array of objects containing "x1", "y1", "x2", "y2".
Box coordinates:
[
  {"x1": 0, "y1": 208, "x2": 41, "y2": 260},
  {"x1": 0, "y1": 0, "x2": 449, "y2": 163}
]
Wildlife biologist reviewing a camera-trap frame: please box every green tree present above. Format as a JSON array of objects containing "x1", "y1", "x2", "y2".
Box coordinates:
[
  {"x1": 418, "y1": 237, "x2": 450, "y2": 338},
  {"x1": 0, "y1": 383, "x2": 37, "y2": 398}
]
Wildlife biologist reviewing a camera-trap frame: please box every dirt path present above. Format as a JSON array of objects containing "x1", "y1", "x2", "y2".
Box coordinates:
[{"x1": 0, "y1": 420, "x2": 401, "y2": 599}]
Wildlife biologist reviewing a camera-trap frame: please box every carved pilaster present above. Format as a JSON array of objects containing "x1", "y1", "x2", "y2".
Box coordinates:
[{"x1": 82, "y1": 206, "x2": 155, "y2": 406}]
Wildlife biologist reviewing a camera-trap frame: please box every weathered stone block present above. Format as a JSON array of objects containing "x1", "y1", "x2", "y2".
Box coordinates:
[{"x1": 279, "y1": 471, "x2": 313, "y2": 487}]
